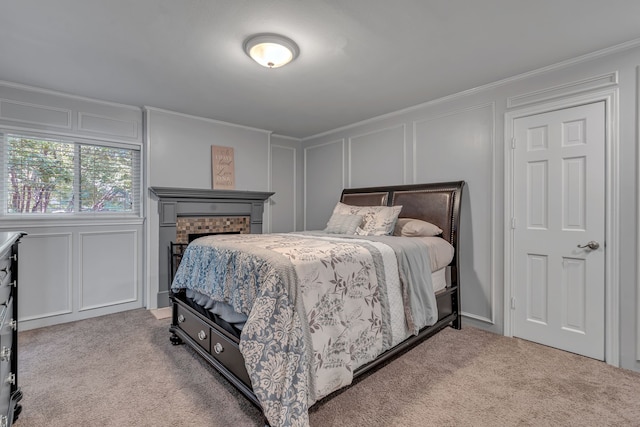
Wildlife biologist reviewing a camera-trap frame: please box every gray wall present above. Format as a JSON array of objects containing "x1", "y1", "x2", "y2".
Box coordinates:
[
  {"x1": 302, "y1": 44, "x2": 640, "y2": 372},
  {"x1": 144, "y1": 108, "x2": 303, "y2": 307},
  {"x1": 146, "y1": 107, "x2": 271, "y2": 191}
]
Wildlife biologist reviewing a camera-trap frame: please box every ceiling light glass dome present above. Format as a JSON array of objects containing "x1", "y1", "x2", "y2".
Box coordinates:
[{"x1": 244, "y1": 33, "x2": 299, "y2": 68}]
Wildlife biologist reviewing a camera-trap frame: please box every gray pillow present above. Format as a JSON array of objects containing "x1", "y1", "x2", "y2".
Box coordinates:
[
  {"x1": 324, "y1": 214, "x2": 363, "y2": 234},
  {"x1": 331, "y1": 202, "x2": 402, "y2": 236},
  {"x1": 393, "y1": 218, "x2": 443, "y2": 237}
]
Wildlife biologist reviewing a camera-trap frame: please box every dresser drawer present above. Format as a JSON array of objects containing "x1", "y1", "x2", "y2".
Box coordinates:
[
  {"x1": 0, "y1": 254, "x2": 13, "y2": 307},
  {"x1": 0, "y1": 301, "x2": 13, "y2": 423},
  {"x1": 0, "y1": 280, "x2": 13, "y2": 310},
  {"x1": 175, "y1": 305, "x2": 211, "y2": 353},
  {"x1": 0, "y1": 302, "x2": 13, "y2": 356},
  {"x1": 0, "y1": 257, "x2": 10, "y2": 281}
]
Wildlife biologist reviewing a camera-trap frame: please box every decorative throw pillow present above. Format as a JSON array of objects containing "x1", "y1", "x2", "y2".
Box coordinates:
[
  {"x1": 393, "y1": 218, "x2": 443, "y2": 237},
  {"x1": 324, "y1": 214, "x2": 363, "y2": 234},
  {"x1": 331, "y1": 202, "x2": 402, "y2": 236}
]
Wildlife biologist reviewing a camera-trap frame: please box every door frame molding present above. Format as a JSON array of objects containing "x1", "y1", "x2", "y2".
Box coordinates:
[{"x1": 504, "y1": 88, "x2": 619, "y2": 366}]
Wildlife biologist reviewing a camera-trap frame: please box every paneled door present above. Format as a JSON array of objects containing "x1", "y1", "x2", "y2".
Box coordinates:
[{"x1": 512, "y1": 101, "x2": 605, "y2": 360}]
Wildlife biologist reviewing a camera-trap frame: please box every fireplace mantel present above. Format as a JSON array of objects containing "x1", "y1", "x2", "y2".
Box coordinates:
[
  {"x1": 149, "y1": 187, "x2": 274, "y2": 202},
  {"x1": 149, "y1": 186, "x2": 274, "y2": 307},
  {"x1": 149, "y1": 187, "x2": 274, "y2": 231}
]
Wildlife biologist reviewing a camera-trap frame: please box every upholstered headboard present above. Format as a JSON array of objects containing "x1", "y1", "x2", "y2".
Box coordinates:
[{"x1": 340, "y1": 181, "x2": 465, "y2": 249}]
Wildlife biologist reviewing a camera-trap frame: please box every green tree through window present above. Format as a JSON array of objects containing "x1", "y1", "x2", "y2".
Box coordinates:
[
  {"x1": 5, "y1": 134, "x2": 139, "y2": 214},
  {"x1": 80, "y1": 145, "x2": 135, "y2": 212}
]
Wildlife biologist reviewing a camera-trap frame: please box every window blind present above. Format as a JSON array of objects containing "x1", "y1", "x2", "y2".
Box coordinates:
[{"x1": 1, "y1": 131, "x2": 141, "y2": 216}]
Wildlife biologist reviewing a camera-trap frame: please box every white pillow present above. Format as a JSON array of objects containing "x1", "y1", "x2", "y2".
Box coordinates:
[
  {"x1": 324, "y1": 214, "x2": 363, "y2": 234},
  {"x1": 393, "y1": 218, "x2": 443, "y2": 237},
  {"x1": 331, "y1": 202, "x2": 402, "y2": 236}
]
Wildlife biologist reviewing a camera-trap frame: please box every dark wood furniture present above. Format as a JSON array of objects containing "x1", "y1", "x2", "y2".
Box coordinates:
[
  {"x1": 0, "y1": 232, "x2": 25, "y2": 427},
  {"x1": 169, "y1": 181, "x2": 465, "y2": 420}
]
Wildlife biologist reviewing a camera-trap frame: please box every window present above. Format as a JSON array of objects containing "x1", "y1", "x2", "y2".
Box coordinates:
[{"x1": 3, "y1": 132, "x2": 140, "y2": 215}]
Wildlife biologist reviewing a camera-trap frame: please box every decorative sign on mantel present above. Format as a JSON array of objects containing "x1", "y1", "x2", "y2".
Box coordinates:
[{"x1": 211, "y1": 145, "x2": 235, "y2": 190}]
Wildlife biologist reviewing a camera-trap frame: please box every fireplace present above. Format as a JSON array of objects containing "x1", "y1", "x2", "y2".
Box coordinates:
[{"x1": 149, "y1": 187, "x2": 274, "y2": 307}]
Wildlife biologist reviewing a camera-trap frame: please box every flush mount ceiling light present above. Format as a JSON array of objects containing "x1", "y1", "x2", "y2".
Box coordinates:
[{"x1": 243, "y1": 33, "x2": 299, "y2": 68}]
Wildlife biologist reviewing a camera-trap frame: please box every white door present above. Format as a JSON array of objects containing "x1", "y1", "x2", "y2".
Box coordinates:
[{"x1": 512, "y1": 101, "x2": 605, "y2": 360}]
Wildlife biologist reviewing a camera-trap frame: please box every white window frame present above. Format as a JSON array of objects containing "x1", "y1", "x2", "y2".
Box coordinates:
[{"x1": 1, "y1": 129, "x2": 143, "y2": 221}]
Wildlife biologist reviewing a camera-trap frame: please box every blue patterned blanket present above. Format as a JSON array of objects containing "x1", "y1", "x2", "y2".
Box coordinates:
[{"x1": 171, "y1": 232, "x2": 436, "y2": 427}]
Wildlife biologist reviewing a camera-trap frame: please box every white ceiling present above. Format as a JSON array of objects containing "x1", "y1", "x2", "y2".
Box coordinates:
[{"x1": 2, "y1": 1, "x2": 640, "y2": 139}]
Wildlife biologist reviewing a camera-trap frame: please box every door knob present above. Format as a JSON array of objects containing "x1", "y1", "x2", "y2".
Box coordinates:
[{"x1": 577, "y1": 241, "x2": 600, "y2": 250}]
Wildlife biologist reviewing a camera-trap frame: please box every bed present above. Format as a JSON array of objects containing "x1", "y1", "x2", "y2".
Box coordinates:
[{"x1": 169, "y1": 181, "x2": 464, "y2": 426}]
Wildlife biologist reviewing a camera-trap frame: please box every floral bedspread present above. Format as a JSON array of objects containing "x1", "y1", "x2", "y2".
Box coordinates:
[{"x1": 171, "y1": 232, "x2": 436, "y2": 427}]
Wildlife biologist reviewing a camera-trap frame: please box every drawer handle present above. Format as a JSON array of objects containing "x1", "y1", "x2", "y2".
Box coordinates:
[
  {"x1": 213, "y1": 342, "x2": 224, "y2": 354},
  {"x1": 197, "y1": 330, "x2": 207, "y2": 341},
  {"x1": 0, "y1": 346, "x2": 10, "y2": 362},
  {"x1": 177, "y1": 314, "x2": 185, "y2": 323}
]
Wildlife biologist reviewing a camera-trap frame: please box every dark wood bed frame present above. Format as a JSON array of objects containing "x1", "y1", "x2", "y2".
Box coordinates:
[{"x1": 169, "y1": 180, "x2": 465, "y2": 422}]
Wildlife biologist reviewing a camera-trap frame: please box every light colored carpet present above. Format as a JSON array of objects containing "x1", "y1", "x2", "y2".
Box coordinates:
[{"x1": 15, "y1": 309, "x2": 640, "y2": 426}]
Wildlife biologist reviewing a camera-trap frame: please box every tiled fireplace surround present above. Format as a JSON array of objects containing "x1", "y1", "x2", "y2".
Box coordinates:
[
  {"x1": 175, "y1": 216, "x2": 251, "y2": 243},
  {"x1": 149, "y1": 187, "x2": 274, "y2": 307}
]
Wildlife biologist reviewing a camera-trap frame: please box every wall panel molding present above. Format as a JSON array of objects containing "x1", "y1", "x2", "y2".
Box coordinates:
[
  {"x1": 507, "y1": 72, "x2": 618, "y2": 108},
  {"x1": 348, "y1": 124, "x2": 407, "y2": 187},
  {"x1": 271, "y1": 144, "x2": 297, "y2": 232},
  {"x1": 78, "y1": 112, "x2": 139, "y2": 139},
  {"x1": 0, "y1": 98, "x2": 72, "y2": 129},
  {"x1": 0, "y1": 80, "x2": 142, "y2": 143},
  {"x1": 304, "y1": 139, "x2": 345, "y2": 230},
  {"x1": 18, "y1": 232, "x2": 73, "y2": 321},
  {"x1": 78, "y1": 229, "x2": 138, "y2": 311},
  {"x1": 413, "y1": 102, "x2": 496, "y2": 325}
]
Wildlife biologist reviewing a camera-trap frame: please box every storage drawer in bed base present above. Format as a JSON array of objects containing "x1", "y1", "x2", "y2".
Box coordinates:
[{"x1": 170, "y1": 296, "x2": 256, "y2": 404}]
